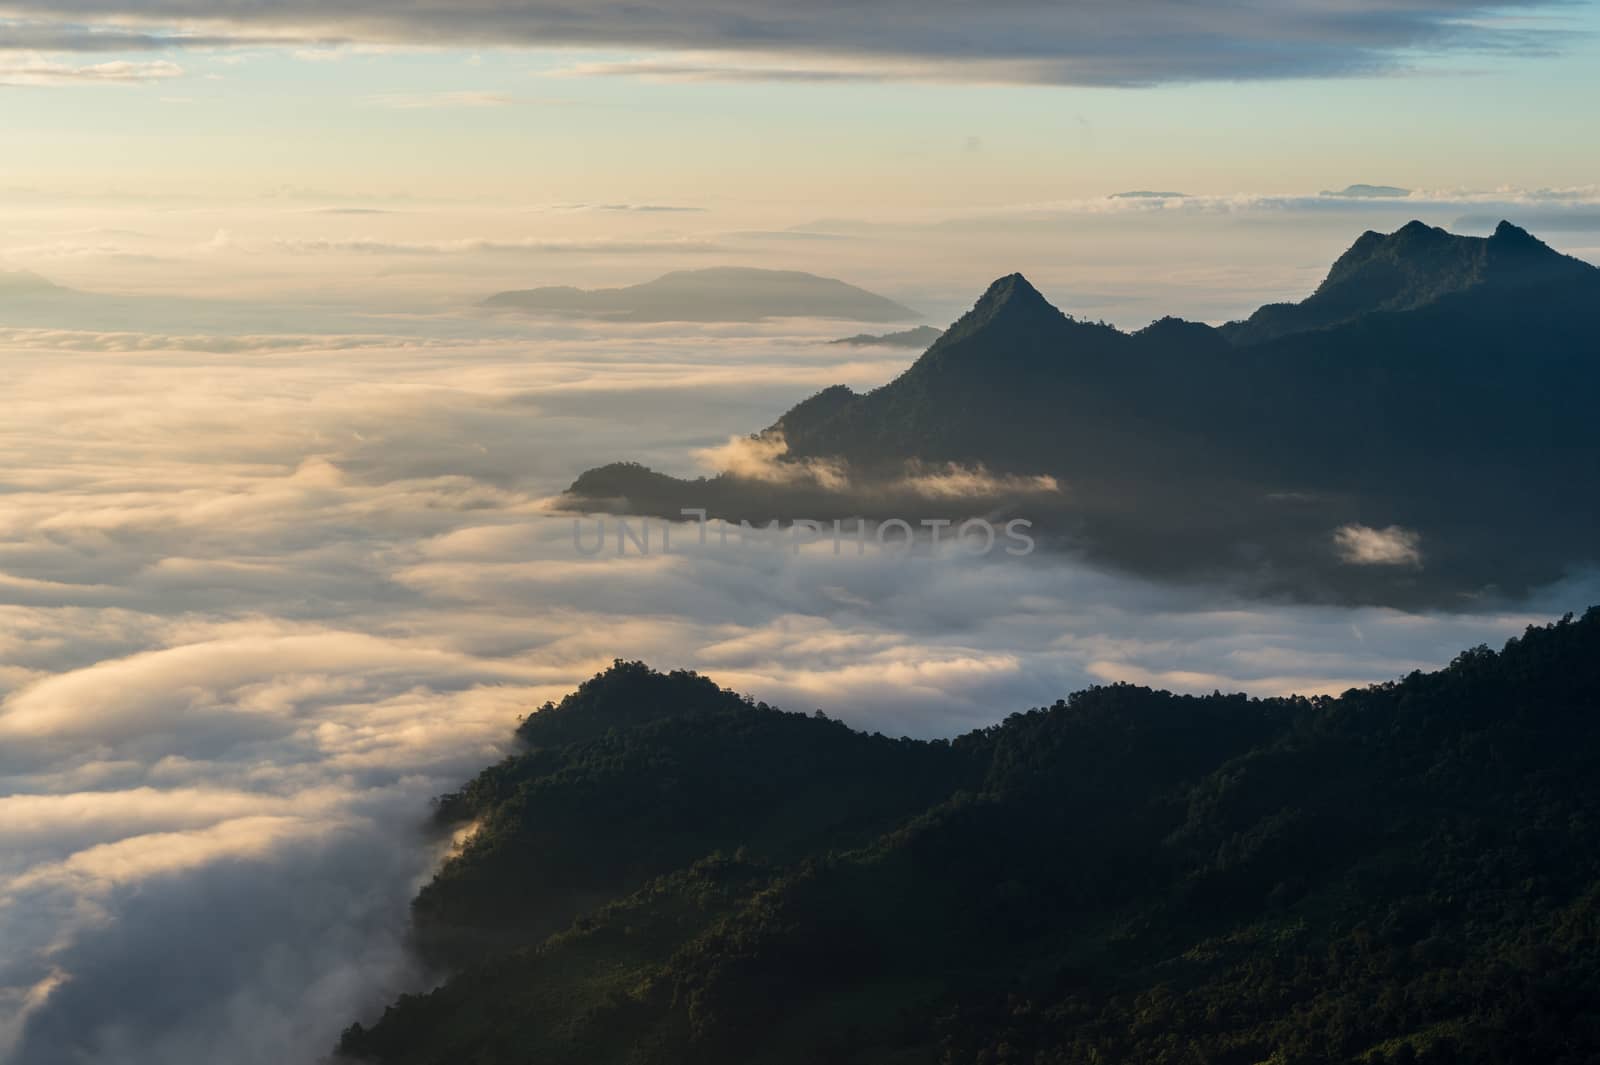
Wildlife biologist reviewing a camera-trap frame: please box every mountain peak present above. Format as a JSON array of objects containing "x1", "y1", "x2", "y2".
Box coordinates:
[
  {"x1": 1489, "y1": 219, "x2": 1542, "y2": 248},
  {"x1": 976, "y1": 272, "x2": 1047, "y2": 308},
  {"x1": 930, "y1": 272, "x2": 1073, "y2": 349},
  {"x1": 515, "y1": 660, "x2": 749, "y2": 748},
  {"x1": 967, "y1": 273, "x2": 1059, "y2": 322},
  {"x1": 1223, "y1": 220, "x2": 1592, "y2": 345},
  {"x1": 1394, "y1": 218, "x2": 1443, "y2": 237}
]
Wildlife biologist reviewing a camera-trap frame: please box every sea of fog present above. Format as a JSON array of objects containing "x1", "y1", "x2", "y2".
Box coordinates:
[{"x1": 3, "y1": 198, "x2": 1598, "y2": 1064}]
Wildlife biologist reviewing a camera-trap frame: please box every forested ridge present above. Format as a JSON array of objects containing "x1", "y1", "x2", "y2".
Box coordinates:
[{"x1": 340, "y1": 608, "x2": 1600, "y2": 1064}]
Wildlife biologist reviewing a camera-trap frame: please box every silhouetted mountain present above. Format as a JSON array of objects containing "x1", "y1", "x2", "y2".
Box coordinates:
[
  {"x1": 828, "y1": 324, "x2": 942, "y2": 348},
  {"x1": 482, "y1": 267, "x2": 918, "y2": 323},
  {"x1": 1221, "y1": 220, "x2": 1593, "y2": 344},
  {"x1": 341, "y1": 609, "x2": 1600, "y2": 1065},
  {"x1": 558, "y1": 222, "x2": 1600, "y2": 606}
]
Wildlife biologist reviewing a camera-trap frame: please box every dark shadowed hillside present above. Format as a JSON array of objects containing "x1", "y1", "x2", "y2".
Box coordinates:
[
  {"x1": 557, "y1": 222, "x2": 1600, "y2": 606},
  {"x1": 341, "y1": 609, "x2": 1600, "y2": 1065},
  {"x1": 408, "y1": 662, "x2": 979, "y2": 964}
]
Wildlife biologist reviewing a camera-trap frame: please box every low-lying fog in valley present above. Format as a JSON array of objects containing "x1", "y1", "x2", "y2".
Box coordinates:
[{"x1": 3, "y1": 191, "x2": 1598, "y2": 1064}]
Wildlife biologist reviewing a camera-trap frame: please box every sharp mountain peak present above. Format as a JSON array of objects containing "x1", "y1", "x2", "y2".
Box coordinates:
[
  {"x1": 977, "y1": 272, "x2": 1047, "y2": 304},
  {"x1": 941, "y1": 272, "x2": 1073, "y2": 340}
]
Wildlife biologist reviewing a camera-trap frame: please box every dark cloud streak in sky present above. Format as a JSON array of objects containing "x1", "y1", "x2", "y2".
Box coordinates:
[{"x1": 0, "y1": 0, "x2": 1574, "y2": 85}]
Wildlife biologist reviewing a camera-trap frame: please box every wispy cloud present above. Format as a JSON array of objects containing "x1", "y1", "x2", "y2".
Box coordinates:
[
  {"x1": 0, "y1": 56, "x2": 182, "y2": 87},
  {"x1": 694, "y1": 432, "x2": 850, "y2": 491},
  {"x1": 893, "y1": 463, "x2": 1060, "y2": 501},
  {"x1": 0, "y1": 0, "x2": 1580, "y2": 86},
  {"x1": 359, "y1": 90, "x2": 519, "y2": 109},
  {"x1": 1334, "y1": 524, "x2": 1424, "y2": 567},
  {"x1": 271, "y1": 236, "x2": 723, "y2": 255},
  {"x1": 0, "y1": 23, "x2": 301, "y2": 53},
  {"x1": 548, "y1": 203, "x2": 706, "y2": 214},
  {"x1": 551, "y1": 57, "x2": 891, "y2": 84}
]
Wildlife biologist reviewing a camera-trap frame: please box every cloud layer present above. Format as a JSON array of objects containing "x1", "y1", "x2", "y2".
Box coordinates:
[
  {"x1": 1, "y1": 232, "x2": 1597, "y2": 1064},
  {"x1": 0, "y1": 0, "x2": 1575, "y2": 85}
]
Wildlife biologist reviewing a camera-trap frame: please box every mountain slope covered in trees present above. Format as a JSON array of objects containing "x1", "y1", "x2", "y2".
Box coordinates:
[{"x1": 341, "y1": 609, "x2": 1600, "y2": 1065}]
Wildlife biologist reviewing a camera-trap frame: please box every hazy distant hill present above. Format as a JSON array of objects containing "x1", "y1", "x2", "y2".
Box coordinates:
[
  {"x1": 558, "y1": 222, "x2": 1600, "y2": 605},
  {"x1": 1323, "y1": 183, "x2": 1411, "y2": 198},
  {"x1": 0, "y1": 270, "x2": 83, "y2": 311},
  {"x1": 0, "y1": 270, "x2": 109, "y2": 327},
  {"x1": 482, "y1": 267, "x2": 918, "y2": 323},
  {"x1": 827, "y1": 324, "x2": 942, "y2": 348},
  {"x1": 340, "y1": 610, "x2": 1600, "y2": 1065},
  {"x1": 0, "y1": 269, "x2": 77, "y2": 304}
]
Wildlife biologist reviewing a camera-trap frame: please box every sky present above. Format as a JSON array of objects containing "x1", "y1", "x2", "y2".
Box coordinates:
[
  {"x1": 4, "y1": 0, "x2": 1599, "y2": 327},
  {"x1": 2, "y1": 2, "x2": 1600, "y2": 1063},
  {"x1": 3, "y1": 1, "x2": 1598, "y2": 206}
]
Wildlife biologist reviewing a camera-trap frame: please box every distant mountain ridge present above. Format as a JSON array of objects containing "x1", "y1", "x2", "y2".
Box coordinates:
[
  {"x1": 0, "y1": 269, "x2": 74, "y2": 299},
  {"x1": 828, "y1": 324, "x2": 942, "y2": 348},
  {"x1": 482, "y1": 266, "x2": 918, "y2": 323},
  {"x1": 1322, "y1": 183, "x2": 1411, "y2": 198},
  {"x1": 557, "y1": 221, "x2": 1600, "y2": 605}
]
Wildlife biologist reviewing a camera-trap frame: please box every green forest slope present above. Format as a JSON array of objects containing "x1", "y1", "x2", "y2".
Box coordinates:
[{"x1": 341, "y1": 610, "x2": 1600, "y2": 1065}]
